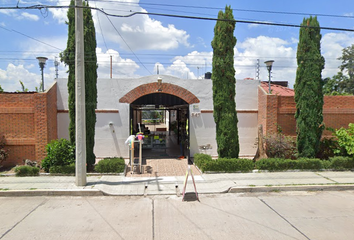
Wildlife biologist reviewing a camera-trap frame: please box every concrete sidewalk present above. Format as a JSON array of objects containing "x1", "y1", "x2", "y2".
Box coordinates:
[{"x1": 0, "y1": 171, "x2": 354, "y2": 196}]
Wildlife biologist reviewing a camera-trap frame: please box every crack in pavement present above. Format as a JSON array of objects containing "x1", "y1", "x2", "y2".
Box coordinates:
[
  {"x1": 259, "y1": 198, "x2": 311, "y2": 240},
  {"x1": 0, "y1": 198, "x2": 48, "y2": 239}
]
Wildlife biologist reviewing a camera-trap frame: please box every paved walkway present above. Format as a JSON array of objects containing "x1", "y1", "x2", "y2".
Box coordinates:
[
  {"x1": 127, "y1": 158, "x2": 200, "y2": 177},
  {"x1": 0, "y1": 170, "x2": 353, "y2": 196}
]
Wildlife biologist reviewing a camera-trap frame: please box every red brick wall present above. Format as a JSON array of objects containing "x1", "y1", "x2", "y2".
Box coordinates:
[
  {"x1": 258, "y1": 87, "x2": 354, "y2": 138},
  {"x1": 0, "y1": 83, "x2": 57, "y2": 167},
  {"x1": 258, "y1": 87, "x2": 278, "y2": 134}
]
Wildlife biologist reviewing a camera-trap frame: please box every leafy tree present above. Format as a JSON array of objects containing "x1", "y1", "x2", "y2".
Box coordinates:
[
  {"x1": 211, "y1": 5, "x2": 239, "y2": 158},
  {"x1": 339, "y1": 44, "x2": 354, "y2": 79},
  {"x1": 60, "y1": 0, "x2": 98, "y2": 167},
  {"x1": 323, "y1": 44, "x2": 354, "y2": 95},
  {"x1": 294, "y1": 16, "x2": 325, "y2": 158},
  {"x1": 0, "y1": 85, "x2": 3, "y2": 93}
]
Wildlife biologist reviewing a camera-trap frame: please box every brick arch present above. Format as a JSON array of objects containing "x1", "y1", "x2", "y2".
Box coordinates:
[{"x1": 119, "y1": 82, "x2": 200, "y2": 104}]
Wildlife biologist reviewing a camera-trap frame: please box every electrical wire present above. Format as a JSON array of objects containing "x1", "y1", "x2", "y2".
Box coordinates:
[
  {"x1": 88, "y1": 1, "x2": 354, "y2": 19},
  {"x1": 102, "y1": 13, "x2": 153, "y2": 74},
  {"x1": 0, "y1": 5, "x2": 353, "y2": 32}
]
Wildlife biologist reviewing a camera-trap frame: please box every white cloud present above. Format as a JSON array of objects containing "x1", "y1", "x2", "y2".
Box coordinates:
[
  {"x1": 93, "y1": 1, "x2": 190, "y2": 51},
  {"x1": 235, "y1": 36, "x2": 297, "y2": 85},
  {"x1": 0, "y1": 9, "x2": 39, "y2": 21},
  {"x1": 321, "y1": 32, "x2": 354, "y2": 78},
  {"x1": 156, "y1": 60, "x2": 196, "y2": 79},
  {"x1": 49, "y1": 7, "x2": 68, "y2": 24},
  {"x1": 48, "y1": 0, "x2": 190, "y2": 51},
  {"x1": 96, "y1": 48, "x2": 140, "y2": 78},
  {"x1": 20, "y1": 12, "x2": 39, "y2": 21},
  {"x1": 0, "y1": 9, "x2": 16, "y2": 16},
  {"x1": 0, "y1": 63, "x2": 42, "y2": 92}
]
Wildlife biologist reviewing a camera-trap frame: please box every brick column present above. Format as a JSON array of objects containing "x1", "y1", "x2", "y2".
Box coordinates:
[{"x1": 34, "y1": 93, "x2": 48, "y2": 161}]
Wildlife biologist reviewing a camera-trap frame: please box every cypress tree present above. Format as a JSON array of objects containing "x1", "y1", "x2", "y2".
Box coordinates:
[
  {"x1": 60, "y1": 0, "x2": 98, "y2": 167},
  {"x1": 211, "y1": 6, "x2": 239, "y2": 158},
  {"x1": 294, "y1": 16, "x2": 325, "y2": 158}
]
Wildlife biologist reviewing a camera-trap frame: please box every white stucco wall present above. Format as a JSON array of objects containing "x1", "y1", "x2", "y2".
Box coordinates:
[{"x1": 56, "y1": 75, "x2": 259, "y2": 159}]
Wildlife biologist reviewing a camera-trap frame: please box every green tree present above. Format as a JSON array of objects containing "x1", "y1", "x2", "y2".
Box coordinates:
[
  {"x1": 211, "y1": 5, "x2": 239, "y2": 158},
  {"x1": 60, "y1": 0, "x2": 98, "y2": 167},
  {"x1": 322, "y1": 72, "x2": 352, "y2": 95},
  {"x1": 294, "y1": 16, "x2": 325, "y2": 158},
  {"x1": 323, "y1": 44, "x2": 354, "y2": 95},
  {"x1": 0, "y1": 85, "x2": 4, "y2": 93}
]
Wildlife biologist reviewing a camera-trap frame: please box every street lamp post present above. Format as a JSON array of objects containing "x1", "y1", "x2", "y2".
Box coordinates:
[
  {"x1": 36, "y1": 57, "x2": 48, "y2": 92},
  {"x1": 264, "y1": 60, "x2": 274, "y2": 94}
]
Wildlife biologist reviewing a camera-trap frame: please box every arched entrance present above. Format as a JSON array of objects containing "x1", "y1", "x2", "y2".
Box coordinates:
[{"x1": 119, "y1": 82, "x2": 199, "y2": 161}]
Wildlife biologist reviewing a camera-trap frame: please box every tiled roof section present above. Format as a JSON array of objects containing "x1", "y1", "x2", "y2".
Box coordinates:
[{"x1": 261, "y1": 82, "x2": 294, "y2": 96}]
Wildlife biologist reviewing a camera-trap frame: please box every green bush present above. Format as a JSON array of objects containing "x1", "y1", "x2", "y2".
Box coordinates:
[
  {"x1": 255, "y1": 158, "x2": 323, "y2": 171},
  {"x1": 329, "y1": 156, "x2": 354, "y2": 170},
  {"x1": 193, "y1": 153, "x2": 212, "y2": 170},
  {"x1": 49, "y1": 163, "x2": 76, "y2": 174},
  {"x1": 14, "y1": 166, "x2": 40, "y2": 177},
  {"x1": 195, "y1": 157, "x2": 253, "y2": 173},
  {"x1": 334, "y1": 123, "x2": 354, "y2": 156},
  {"x1": 94, "y1": 157, "x2": 125, "y2": 173},
  {"x1": 41, "y1": 139, "x2": 75, "y2": 172}
]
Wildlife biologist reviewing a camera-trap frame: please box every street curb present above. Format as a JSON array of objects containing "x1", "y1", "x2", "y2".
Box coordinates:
[
  {"x1": 0, "y1": 189, "x2": 104, "y2": 197},
  {"x1": 228, "y1": 184, "x2": 354, "y2": 193}
]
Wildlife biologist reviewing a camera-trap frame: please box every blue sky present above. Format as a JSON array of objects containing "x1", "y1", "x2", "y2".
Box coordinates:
[{"x1": 0, "y1": 0, "x2": 353, "y2": 92}]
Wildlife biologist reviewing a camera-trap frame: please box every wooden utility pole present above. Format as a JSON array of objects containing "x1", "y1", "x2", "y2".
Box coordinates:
[{"x1": 75, "y1": 0, "x2": 86, "y2": 186}]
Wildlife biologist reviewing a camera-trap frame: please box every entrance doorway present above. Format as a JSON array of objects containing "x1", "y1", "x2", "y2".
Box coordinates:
[{"x1": 130, "y1": 93, "x2": 190, "y2": 160}]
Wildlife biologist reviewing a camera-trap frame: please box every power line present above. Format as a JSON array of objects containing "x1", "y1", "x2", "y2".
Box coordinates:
[
  {"x1": 88, "y1": 1, "x2": 354, "y2": 20},
  {"x1": 1, "y1": 5, "x2": 354, "y2": 32},
  {"x1": 103, "y1": 13, "x2": 152, "y2": 74},
  {"x1": 0, "y1": 25, "x2": 63, "y2": 51},
  {"x1": 116, "y1": 11, "x2": 354, "y2": 32}
]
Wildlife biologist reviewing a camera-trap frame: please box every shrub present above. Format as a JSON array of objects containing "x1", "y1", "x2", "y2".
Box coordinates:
[
  {"x1": 94, "y1": 157, "x2": 125, "y2": 173},
  {"x1": 264, "y1": 134, "x2": 297, "y2": 159},
  {"x1": 41, "y1": 139, "x2": 75, "y2": 172},
  {"x1": 49, "y1": 163, "x2": 76, "y2": 174},
  {"x1": 255, "y1": 158, "x2": 323, "y2": 171},
  {"x1": 193, "y1": 153, "x2": 212, "y2": 170},
  {"x1": 316, "y1": 137, "x2": 340, "y2": 160},
  {"x1": 14, "y1": 166, "x2": 40, "y2": 177},
  {"x1": 0, "y1": 135, "x2": 9, "y2": 166},
  {"x1": 329, "y1": 156, "x2": 354, "y2": 170},
  {"x1": 195, "y1": 157, "x2": 253, "y2": 173},
  {"x1": 334, "y1": 123, "x2": 354, "y2": 156}
]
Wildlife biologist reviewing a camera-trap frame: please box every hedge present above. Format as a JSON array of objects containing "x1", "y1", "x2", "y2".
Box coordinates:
[
  {"x1": 94, "y1": 157, "x2": 125, "y2": 173},
  {"x1": 193, "y1": 153, "x2": 354, "y2": 172},
  {"x1": 14, "y1": 166, "x2": 40, "y2": 177},
  {"x1": 49, "y1": 163, "x2": 76, "y2": 174}
]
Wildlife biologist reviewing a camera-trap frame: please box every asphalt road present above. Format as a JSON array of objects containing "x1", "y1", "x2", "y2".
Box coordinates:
[{"x1": 1, "y1": 191, "x2": 353, "y2": 240}]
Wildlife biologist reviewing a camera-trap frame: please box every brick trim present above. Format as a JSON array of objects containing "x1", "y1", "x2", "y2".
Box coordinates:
[
  {"x1": 6, "y1": 138, "x2": 36, "y2": 145},
  {"x1": 0, "y1": 107, "x2": 34, "y2": 113},
  {"x1": 95, "y1": 110, "x2": 119, "y2": 113},
  {"x1": 119, "y1": 82, "x2": 200, "y2": 104},
  {"x1": 201, "y1": 110, "x2": 213, "y2": 113},
  {"x1": 57, "y1": 110, "x2": 69, "y2": 113},
  {"x1": 58, "y1": 110, "x2": 119, "y2": 113}
]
